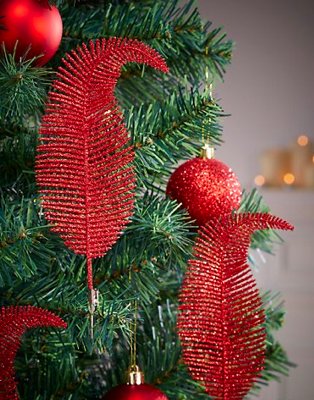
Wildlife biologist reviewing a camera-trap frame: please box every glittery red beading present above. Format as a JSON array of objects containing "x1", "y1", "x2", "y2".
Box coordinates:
[
  {"x1": 0, "y1": 306, "x2": 67, "y2": 400},
  {"x1": 178, "y1": 213, "x2": 294, "y2": 400},
  {"x1": 36, "y1": 38, "x2": 168, "y2": 289}
]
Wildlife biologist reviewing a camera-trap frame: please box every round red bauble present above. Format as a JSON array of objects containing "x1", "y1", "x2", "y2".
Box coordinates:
[
  {"x1": 0, "y1": 0, "x2": 62, "y2": 66},
  {"x1": 166, "y1": 157, "x2": 242, "y2": 226},
  {"x1": 103, "y1": 383, "x2": 169, "y2": 400}
]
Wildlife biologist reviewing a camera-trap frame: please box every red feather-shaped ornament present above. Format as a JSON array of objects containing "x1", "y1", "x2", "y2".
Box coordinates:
[
  {"x1": 0, "y1": 306, "x2": 67, "y2": 400},
  {"x1": 178, "y1": 213, "x2": 294, "y2": 400},
  {"x1": 36, "y1": 38, "x2": 168, "y2": 290}
]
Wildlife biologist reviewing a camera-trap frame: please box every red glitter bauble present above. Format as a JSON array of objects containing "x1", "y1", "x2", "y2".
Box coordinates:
[
  {"x1": 103, "y1": 383, "x2": 169, "y2": 400},
  {"x1": 166, "y1": 156, "x2": 242, "y2": 226},
  {"x1": 0, "y1": 0, "x2": 63, "y2": 66}
]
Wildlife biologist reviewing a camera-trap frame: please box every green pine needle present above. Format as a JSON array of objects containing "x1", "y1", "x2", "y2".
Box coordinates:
[{"x1": 0, "y1": 46, "x2": 52, "y2": 124}]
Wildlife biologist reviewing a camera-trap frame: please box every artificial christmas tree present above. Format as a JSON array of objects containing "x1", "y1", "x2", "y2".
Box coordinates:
[{"x1": 0, "y1": 1, "x2": 293, "y2": 399}]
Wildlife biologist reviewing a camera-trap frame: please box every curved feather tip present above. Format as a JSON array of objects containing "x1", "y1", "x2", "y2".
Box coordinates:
[{"x1": 0, "y1": 306, "x2": 66, "y2": 400}]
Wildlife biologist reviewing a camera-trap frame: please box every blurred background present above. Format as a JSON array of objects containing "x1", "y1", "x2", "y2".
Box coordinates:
[{"x1": 198, "y1": 1, "x2": 314, "y2": 399}]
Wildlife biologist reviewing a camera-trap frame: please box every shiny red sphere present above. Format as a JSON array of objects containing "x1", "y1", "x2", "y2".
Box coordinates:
[
  {"x1": 0, "y1": 0, "x2": 62, "y2": 66},
  {"x1": 166, "y1": 157, "x2": 242, "y2": 226},
  {"x1": 103, "y1": 383, "x2": 168, "y2": 400}
]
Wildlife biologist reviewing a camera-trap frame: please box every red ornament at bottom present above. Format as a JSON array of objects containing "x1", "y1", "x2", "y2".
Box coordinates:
[{"x1": 103, "y1": 383, "x2": 168, "y2": 400}]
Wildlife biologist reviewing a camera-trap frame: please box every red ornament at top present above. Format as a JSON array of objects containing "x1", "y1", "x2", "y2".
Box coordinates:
[
  {"x1": 0, "y1": 0, "x2": 63, "y2": 66},
  {"x1": 166, "y1": 146, "x2": 242, "y2": 226}
]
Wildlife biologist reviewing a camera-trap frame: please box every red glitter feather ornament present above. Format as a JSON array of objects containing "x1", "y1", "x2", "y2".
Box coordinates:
[
  {"x1": 178, "y1": 213, "x2": 294, "y2": 400},
  {"x1": 0, "y1": 306, "x2": 67, "y2": 400},
  {"x1": 36, "y1": 38, "x2": 168, "y2": 291}
]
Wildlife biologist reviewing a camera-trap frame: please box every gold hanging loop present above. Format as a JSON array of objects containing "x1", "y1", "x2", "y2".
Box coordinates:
[
  {"x1": 202, "y1": 46, "x2": 214, "y2": 148},
  {"x1": 128, "y1": 363, "x2": 144, "y2": 385}
]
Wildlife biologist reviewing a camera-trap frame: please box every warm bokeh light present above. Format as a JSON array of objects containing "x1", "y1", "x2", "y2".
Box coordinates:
[
  {"x1": 254, "y1": 175, "x2": 265, "y2": 186},
  {"x1": 297, "y1": 135, "x2": 309, "y2": 146},
  {"x1": 312, "y1": 155, "x2": 314, "y2": 163},
  {"x1": 283, "y1": 173, "x2": 295, "y2": 185}
]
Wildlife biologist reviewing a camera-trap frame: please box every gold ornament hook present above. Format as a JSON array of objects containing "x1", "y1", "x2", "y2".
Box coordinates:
[
  {"x1": 200, "y1": 144, "x2": 215, "y2": 159},
  {"x1": 128, "y1": 364, "x2": 144, "y2": 385}
]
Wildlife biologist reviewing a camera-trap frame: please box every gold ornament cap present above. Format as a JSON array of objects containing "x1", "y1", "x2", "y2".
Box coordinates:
[
  {"x1": 200, "y1": 144, "x2": 215, "y2": 159},
  {"x1": 128, "y1": 365, "x2": 144, "y2": 385}
]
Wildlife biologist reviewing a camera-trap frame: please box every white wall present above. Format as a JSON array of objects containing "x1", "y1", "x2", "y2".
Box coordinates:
[{"x1": 198, "y1": 0, "x2": 314, "y2": 187}]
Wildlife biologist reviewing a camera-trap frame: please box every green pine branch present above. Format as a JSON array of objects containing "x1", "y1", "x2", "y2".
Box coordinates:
[
  {"x1": 251, "y1": 291, "x2": 295, "y2": 396},
  {"x1": 0, "y1": 48, "x2": 52, "y2": 124},
  {"x1": 124, "y1": 88, "x2": 225, "y2": 188},
  {"x1": 0, "y1": 129, "x2": 38, "y2": 190},
  {"x1": 55, "y1": 0, "x2": 233, "y2": 84}
]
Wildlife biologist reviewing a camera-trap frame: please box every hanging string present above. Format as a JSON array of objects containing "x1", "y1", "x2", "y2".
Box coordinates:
[
  {"x1": 202, "y1": 46, "x2": 215, "y2": 157},
  {"x1": 129, "y1": 269, "x2": 138, "y2": 370},
  {"x1": 130, "y1": 299, "x2": 138, "y2": 369}
]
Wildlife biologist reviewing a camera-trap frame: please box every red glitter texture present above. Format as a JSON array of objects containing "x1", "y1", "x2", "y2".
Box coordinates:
[
  {"x1": 103, "y1": 383, "x2": 168, "y2": 400},
  {"x1": 177, "y1": 213, "x2": 294, "y2": 400},
  {"x1": 166, "y1": 157, "x2": 242, "y2": 226},
  {"x1": 36, "y1": 38, "x2": 168, "y2": 289},
  {"x1": 0, "y1": 306, "x2": 67, "y2": 400}
]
